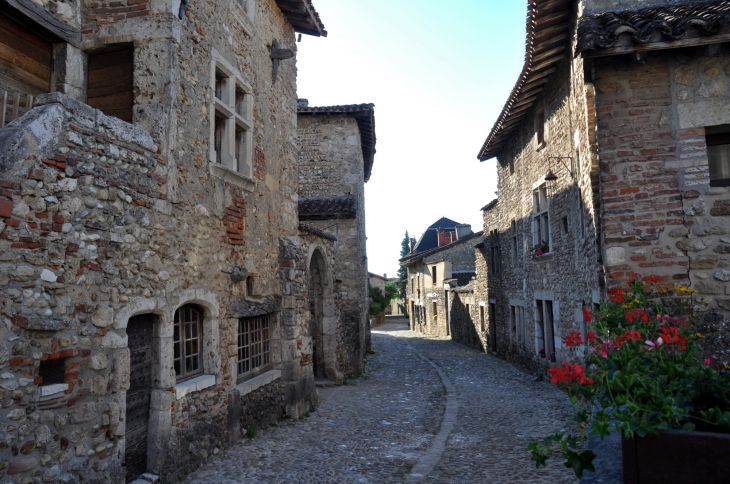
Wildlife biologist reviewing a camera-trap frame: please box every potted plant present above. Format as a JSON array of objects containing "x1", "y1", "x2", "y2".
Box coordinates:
[
  {"x1": 528, "y1": 275, "x2": 730, "y2": 481},
  {"x1": 528, "y1": 239, "x2": 550, "y2": 259}
]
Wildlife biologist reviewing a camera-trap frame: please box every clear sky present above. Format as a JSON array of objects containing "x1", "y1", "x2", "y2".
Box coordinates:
[{"x1": 296, "y1": 0, "x2": 527, "y2": 278}]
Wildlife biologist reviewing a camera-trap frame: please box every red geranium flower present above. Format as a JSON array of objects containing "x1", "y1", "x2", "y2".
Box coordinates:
[
  {"x1": 616, "y1": 329, "x2": 643, "y2": 347},
  {"x1": 564, "y1": 331, "x2": 584, "y2": 348},
  {"x1": 609, "y1": 287, "x2": 625, "y2": 304},
  {"x1": 586, "y1": 331, "x2": 599, "y2": 345},
  {"x1": 548, "y1": 361, "x2": 594, "y2": 386},
  {"x1": 625, "y1": 309, "x2": 649, "y2": 323}
]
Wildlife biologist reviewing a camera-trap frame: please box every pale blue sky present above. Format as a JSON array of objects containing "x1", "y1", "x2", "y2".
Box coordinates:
[{"x1": 297, "y1": 1, "x2": 527, "y2": 278}]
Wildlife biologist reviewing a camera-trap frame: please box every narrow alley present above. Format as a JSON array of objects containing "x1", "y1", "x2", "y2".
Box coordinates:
[{"x1": 187, "y1": 317, "x2": 578, "y2": 483}]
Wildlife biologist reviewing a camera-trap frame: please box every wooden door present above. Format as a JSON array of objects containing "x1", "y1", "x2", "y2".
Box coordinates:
[
  {"x1": 87, "y1": 46, "x2": 134, "y2": 122},
  {"x1": 125, "y1": 315, "x2": 153, "y2": 483},
  {"x1": 0, "y1": 13, "x2": 52, "y2": 124}
]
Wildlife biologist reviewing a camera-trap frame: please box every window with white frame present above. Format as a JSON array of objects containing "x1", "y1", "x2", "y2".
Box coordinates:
[
  {"x1": 532, "y1": 183, "x2": 550, "y2": 250},
  {"x1": 210, "y1": 50, "x2": 254, "y2": 182}
]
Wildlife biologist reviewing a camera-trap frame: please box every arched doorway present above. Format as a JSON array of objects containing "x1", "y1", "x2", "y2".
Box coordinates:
[{"x1": 309, "y1": 249, "x2": 327, "y2": 379}]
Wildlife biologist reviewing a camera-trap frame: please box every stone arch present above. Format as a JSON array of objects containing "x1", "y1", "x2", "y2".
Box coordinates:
[{"x1": 307, "y1": 246, "x2": 340, "y2": 383}]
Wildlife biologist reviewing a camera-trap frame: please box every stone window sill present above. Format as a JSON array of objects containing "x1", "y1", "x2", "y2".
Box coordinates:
[
  {"x1": 39, "y1": 383, "x2": 68, "y2": 400},
  {"x1": 209, "y1": 163, "x2": 255, "y2": 192},
  {"x1": 236, "y1": 369, "x2": 281, "y2": 398},
  {"x1": 175, "y1": 374, "x2": 216, "y2": 400},
  {"x1": 532, "y1": 252, "x2": 554, "y2": 261}
]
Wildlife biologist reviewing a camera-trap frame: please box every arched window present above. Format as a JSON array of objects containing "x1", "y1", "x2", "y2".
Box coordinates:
[{"x1": 173, "y1": 305, "x2": 203, "y2": 380}]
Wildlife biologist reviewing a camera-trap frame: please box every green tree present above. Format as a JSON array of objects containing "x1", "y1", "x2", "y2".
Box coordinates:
[{"x1": 396, "y1": 231, "x2": 415, "y2": 300}]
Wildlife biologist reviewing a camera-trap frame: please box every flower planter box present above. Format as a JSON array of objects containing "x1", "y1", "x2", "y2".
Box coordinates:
[{"x1": 622, "y1": 429, "x2": 730, "y2": 484}]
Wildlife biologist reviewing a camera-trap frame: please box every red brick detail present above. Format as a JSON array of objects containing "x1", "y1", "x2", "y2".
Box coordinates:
[
  {"x1": 11, "y1": 315, "x2": 28, "y2": 328},
  {"x1": 253, "y1": 148, "x2": 267, "y2": 181},
  {"x1": 0, "y1": 199, "x2": 12, "y2": 218},
  {"x1": 223, "y1": 187, "x2": 246, "y2": 246}
]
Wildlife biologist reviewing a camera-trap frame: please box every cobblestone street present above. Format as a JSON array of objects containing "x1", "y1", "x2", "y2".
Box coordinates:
[{"x1": 186, "y1": 317, "x2": 578, "y2": 483}]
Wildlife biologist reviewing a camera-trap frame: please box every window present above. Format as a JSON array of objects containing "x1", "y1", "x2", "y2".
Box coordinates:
[
  {"x1": 174, "y1": 305, "x2": 203, "y2": 380},
  {"x1": 511, "y1": 220, "x2": 519, "y2": 268},
  {"x1": 509, "y1": 157, "x2": 515, "y2": 175},
  {"x1": 480, "y1": 305, "x2": 486, "y2": 332},
  {"x1": 535, "y1": 300, "x2": 556, "y2": 362},
  {"x1": 511, "y1": 305, "x2": 526, "y2": 348},
  {"x1": 38, "y1": 359, "x2": 65, "y2": 386},
  {"x1": 87, "y1": 45, "x2": 134, "y2": 123},
  {"x1": 432, "y1": 301, "x2": 438, "y2": 322},
  {"x1": 532, "y1": 183, "x2": 551, "y2": 250},
  {"x1": 489, "y1": 229, "x2": 501, "y2": 275},
  {"x1": 706, "y1": 125, "x2": 730, "y2": 187},
  {"x1": 579, "y1": 197, "x2": 585, "y2": 238},
  {"x1": 431, "y1": 266, "x2": 437, "y2": 286},
  {"x1": 246, "y1": 276, "x2": 255, "y2": 297},
  {"x1": 536, "y1": 111, "x2": 546, "y2": 147},
  {"x1": 237, "y1": 315, "x2": 271, "y2": 379},
  {"x1": 562, "y1": 216, "x2": 569, "y2": 235},
  {"x1": 210, "y1": 51, "x2": 254, "y2": 181}
]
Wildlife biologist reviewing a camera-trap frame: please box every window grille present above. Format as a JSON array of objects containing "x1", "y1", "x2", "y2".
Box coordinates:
[
  {"x1": 173, "y1": 305, "x2": 203, "y2": 380},
  {"x1": 706, "y1": 125, "x2": 730, "y2": 187},
  {"x1": 238, "y1": 315, "x2": 271, "y2": 379}
]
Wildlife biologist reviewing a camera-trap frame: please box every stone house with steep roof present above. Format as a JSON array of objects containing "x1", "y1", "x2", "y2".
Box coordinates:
[
  {"x1": 475, "y1": 0, "x2": 730, "y2": 371},
  {"x1": 295, "y1": 100, "x2": 376, "y2": 383},
  {"x1": 0, "y1": 1, "x2": 375, "y2": 483},
  {"x1": 400, "y1": 219, "x2": 482, "y2": 338}
]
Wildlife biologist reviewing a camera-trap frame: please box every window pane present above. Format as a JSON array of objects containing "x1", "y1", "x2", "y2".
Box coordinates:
[{"x1": 708, "y1": 144, "x2": 730, "y2": 186}]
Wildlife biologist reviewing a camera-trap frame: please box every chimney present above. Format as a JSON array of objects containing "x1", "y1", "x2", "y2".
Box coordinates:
[
  {"x1": 384, "y1": 273, "x2": 387, "y2": 279},
  {"x1": 455, "y1": 224, "x2": 473, "y2": 240},
  {"x1": 410, "y1": 239, "x2": 414, "y2": 253}
]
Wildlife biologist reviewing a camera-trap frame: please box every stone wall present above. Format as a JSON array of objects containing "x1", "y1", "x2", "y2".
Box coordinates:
[
  {"x1": 475, "y1": 49, "x2": 603, "y2": 371},
  {"x1": 404, "y1": 235, "x2": 482, "y2": 339},
  {"x1": 297, "y1": 114, "x2": 371, "y2": 376},
  {"x1": 593, "y1": 46, "x2": 730, "y2": 360},
  {"x1": 0, "y1": 0, "x2": 322, "y2": 481}
]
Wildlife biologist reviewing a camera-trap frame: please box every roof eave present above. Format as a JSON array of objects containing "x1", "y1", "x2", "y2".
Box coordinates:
[{"x1": 275, "y1": 0, "x2": 327, "y2": 37}]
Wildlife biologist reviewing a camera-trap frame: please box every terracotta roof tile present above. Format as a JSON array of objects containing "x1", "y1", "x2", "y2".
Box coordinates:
[{"x1": 298, "y1": 196, "x2": 357, "y2": 219}]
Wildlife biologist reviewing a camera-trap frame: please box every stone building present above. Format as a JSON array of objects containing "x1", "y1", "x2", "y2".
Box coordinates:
[
  {"x1": 475, "y1": 0, "x2": 730, "y2": 371},
  {"x1": 473, "y1": 0, "x2": 612, "y2": 370},
  {"x1": 400, "y1": 218, "x2": 481, "y2": 338},
  {"x1": 296, "y1": 101, "x2": 375, "y2": 381},
  {"x1": 0, "y1": 0, "x2": 376, "y2": 483}
]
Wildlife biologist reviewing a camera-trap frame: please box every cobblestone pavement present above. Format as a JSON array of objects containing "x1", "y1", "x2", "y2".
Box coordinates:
[{"x1": 185, "y1": 317, "x2": 579, "y2": 483}]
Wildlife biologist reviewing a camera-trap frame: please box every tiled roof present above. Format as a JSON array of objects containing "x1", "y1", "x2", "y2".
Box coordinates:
[
  {"x1": 298, "y1": 101, "x2": 376, "y2": 182},
  {"x1": 400, "y1": 231, "x2": 484, "y2": 264},
  {"x1": 275, "y1": 0, "x2": 327, "y2": 37},
  {"x1": 298, "y1": 196, "x2": 357, "y2": 219},
  {"x1": 446, "y1": 271, "x2": 476, "y2": 288},
  {"x1": 577, "y1": 1, "x2": 730, "y2": 53},
  {"x1": 477, "y1": 0, "x2": 573, "y2": 161},
  {"x1": 412, "y1": 217, "x2": 461, "y2": 253},
  {"x1": 298, "y1": 223, "x2": 337, "y2": 241},
  {"x1": 481, "y1": 199, "x2": 498, "y2": 212}
]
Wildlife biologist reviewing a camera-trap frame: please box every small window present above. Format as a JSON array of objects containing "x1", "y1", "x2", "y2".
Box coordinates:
[
  {"x1": 562, "y1": 216, "x2": 569, "y2": 235},
  {"x1": 480, "y1": 305, "x2": 486, "y2": 332},
  {"x1": 536, "y1": 111, "x2": 546, "y2": 146},
  {"x1": 87, "y1": 46, "x2": 134, "y2": 123},
  {"x1": 246, "y1": 275, "x2": 255, "y2": 297},
  {"x1": 432, "y1": 301, "x2": 438, "y2": 321},
  {"x1": 173, "y1": 305, "x2": 203, "y2": 380},
  {"x1": 536, "y1": 299, "x2": 556, "y2": 362},
  {"x1": 431, "y1": 266, "x2": 437, "y2": 286},
  {"x1": 532, "y1": 184, "x2": 551, "y2": 250},
  {"x1": 706, "y1": 125, "x2": 730, "y2": 187},
  {"x1": 509, "y1": 157, "x2": 515, "y2": 175},
  {"x1": 38, "y1": 359, "x2": 65, "y2": 386},
  {"x1": 237, "y1": 315, "x2": 270, "y2": 380}
]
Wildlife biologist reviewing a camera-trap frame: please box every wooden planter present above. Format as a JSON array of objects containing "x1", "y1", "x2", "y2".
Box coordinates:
[{"x1": 622, "y1": 429, "x2": 730, "y2": 484}]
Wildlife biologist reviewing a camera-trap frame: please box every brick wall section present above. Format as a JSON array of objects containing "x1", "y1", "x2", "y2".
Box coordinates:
[
  {"x1": 224, "y1": 187, "x2": 247, "y2": 246},
  {"x1": 253, "y1": 148, "x2": 267, "y2": 181},
  {"x1": 593, "y1": 55, "x2": 688, "y2": 288},
  {"x1": 84, "y1": 0, "x2": 151, "y2": 31}
]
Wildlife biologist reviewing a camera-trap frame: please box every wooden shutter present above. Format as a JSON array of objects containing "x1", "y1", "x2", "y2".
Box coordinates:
[{"x1": 87, "y1": 46, "x2": 133, "y2": 122}]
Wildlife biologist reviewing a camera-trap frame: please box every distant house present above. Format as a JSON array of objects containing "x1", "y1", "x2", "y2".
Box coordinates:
[
  {"x1": 368, "y1": 272, "x2": 405, "y2": 316},
  {"x1": 400, "y1": 219, "x2": 482, "y2": 337}
]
